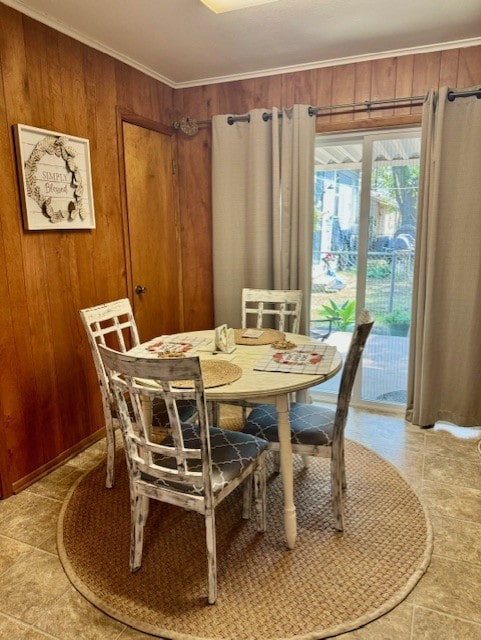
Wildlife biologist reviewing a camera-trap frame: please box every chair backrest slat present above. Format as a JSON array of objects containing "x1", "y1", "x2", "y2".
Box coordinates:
[
  {"x1": 80, "y1": 298, "x2": 140, "y2": 400},
  {"x1": 242, "y1": 288, "x2": 302, "y2": 333},
  {"x1": 334, "y1": 309, "x2": 374, "y2": 438},
  {"x1": 98, "y1": 346, "x2": 212, "y2": 496}
]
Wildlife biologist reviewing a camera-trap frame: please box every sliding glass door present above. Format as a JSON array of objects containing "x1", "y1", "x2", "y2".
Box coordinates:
[{"x1": 309, "y1": 128, "x2": 421, "y2": 408}]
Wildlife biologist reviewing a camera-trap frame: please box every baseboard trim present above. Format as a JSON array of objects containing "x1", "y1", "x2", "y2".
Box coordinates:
[{"x1": 11, "y1": 428, "x2": 106, "y2": 495}]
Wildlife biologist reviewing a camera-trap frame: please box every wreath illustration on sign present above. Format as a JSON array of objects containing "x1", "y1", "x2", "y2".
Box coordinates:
[{"x1": 24, "y1": 135, "x2": 85, "y2": 224}]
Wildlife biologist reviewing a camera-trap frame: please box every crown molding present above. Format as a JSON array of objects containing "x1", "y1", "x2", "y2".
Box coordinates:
[
  {"x1": 2, "y1": 0, "x2": 481, "y2": 90},
  {"x1": 176, "y1": 38, "x2": 481, "y2": 88},
  {"x1": 0, "y1": 0, "x2": 178, "y2": 87}
]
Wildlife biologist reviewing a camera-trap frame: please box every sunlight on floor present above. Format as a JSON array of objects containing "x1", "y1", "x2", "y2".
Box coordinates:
[{"x1": 433, "y1": 422, "x2": 481, "y2": 440}]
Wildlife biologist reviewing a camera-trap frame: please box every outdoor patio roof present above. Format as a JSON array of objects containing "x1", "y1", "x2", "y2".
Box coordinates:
[{"x1": 315, "y1": 137, "x2": 420, "y2": 170}]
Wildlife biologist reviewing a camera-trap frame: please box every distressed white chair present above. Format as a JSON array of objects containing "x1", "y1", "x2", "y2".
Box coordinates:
[
  {"x1": 80, "y1": 298, "x2": 196, "y2": 488},
  {"x1": 214, "y1": 288, "x2": 303, "y2": 427},
  {"x1": 98, "y1": 346, "x2": 268, "y2": 605},
  {"x1": 242, "y1": 310, "x2": 374, "y2": 531},
  {"x1": 242, "y1": 288, "x2": 303, "y2": 333}
]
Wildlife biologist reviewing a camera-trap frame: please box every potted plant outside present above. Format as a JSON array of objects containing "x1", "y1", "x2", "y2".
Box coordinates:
[
  {"x1": 317, "y1": 299, "x2": 356, "y2": 331},
  {"x1": 384, "y1": 309, "x2": 410, "y2": 336}
]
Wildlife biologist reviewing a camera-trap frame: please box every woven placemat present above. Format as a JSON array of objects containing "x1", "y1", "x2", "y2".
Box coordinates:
[
  {"x1": 172, "y1": 359, "x2": 242, "y2": 389},
  {"x1": 58, "y1": 441, "x2": 432, "y2": 640},
  {"x1": 234, "y1": 327, "x2": 285, "y2": 345}
]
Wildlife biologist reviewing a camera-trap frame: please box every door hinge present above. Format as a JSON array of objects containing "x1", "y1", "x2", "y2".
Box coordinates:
[{"x1": 172, "y1": 159, "x2": 177, "y2": 175}]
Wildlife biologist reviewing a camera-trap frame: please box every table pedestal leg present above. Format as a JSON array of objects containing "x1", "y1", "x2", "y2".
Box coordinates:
[
  {"x1": 276, "y1": 394, "x2": 297, "y2": 549},
  {"x1": 140, "y1": 396, "x2": 153, "y2": 428}
]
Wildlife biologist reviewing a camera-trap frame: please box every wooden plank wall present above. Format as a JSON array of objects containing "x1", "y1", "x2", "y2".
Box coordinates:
[
  {"x1": 0, "y1": 3, "x2": 212, "y2": 496},
  {"x1": 0, "y1": 0, "x2": 480, "y2": 495}
]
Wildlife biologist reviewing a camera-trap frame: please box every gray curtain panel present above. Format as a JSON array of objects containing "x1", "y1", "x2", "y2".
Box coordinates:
[
  {"x1": 212, "y1": 105, "x2": 315, "y2": 333},
  {"x1": 407, "y1": 86, "x2": 481, "y2": 427}
]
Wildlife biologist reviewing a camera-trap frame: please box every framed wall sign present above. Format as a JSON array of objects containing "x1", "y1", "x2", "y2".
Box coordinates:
[{"x1": 13, "y1": 124, "x2": 96, "y2": 230}]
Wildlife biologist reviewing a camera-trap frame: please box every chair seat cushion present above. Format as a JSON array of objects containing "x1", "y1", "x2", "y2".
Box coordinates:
[
  {"x1": 243, "y1": 403, "x2": 335, "y2": 446},
  {"x1": 151, "y1": 398, "x2": 197, "y2": 427},
  {"x1": 111, "y1": 397, "x2": 196, "y2": 426},
  {"x1": 144, "y1": 425, "x2": 268, "y2": 496}
]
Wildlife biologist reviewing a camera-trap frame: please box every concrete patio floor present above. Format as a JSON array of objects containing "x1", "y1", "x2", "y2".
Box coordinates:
[{"x1": 310, "y1": 330, "x2": 409, "y2": 405}]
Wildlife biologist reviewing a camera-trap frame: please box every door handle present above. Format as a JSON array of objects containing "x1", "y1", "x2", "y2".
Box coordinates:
[{"x1": 135, "y1": 285, "x2": 147, "y2": 295}]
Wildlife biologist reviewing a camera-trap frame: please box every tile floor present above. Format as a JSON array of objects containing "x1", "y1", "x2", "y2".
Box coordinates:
[{"x1": 0, "y1": 408, "x2": 480, "y2": 639}]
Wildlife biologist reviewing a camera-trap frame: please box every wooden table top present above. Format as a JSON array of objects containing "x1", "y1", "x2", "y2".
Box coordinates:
[{"x1": 131, "y1": 329, "x2": 342, "y2": 402}]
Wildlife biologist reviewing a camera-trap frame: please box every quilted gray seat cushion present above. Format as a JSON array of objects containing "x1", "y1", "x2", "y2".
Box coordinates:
[
  {"x1": 111, "y1": 397, "x2": 197, "y2": 427},
  {"x1": 244, "y1": 403, "x2": 335, "y2": 446},
  {"x1": 144, "y1": 425, "x2": 268, "y2": 496},
  {"x1": 150, "y1": 398, "x2": 197, "y2": 427}
]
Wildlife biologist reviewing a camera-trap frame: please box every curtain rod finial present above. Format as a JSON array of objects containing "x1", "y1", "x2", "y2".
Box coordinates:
[{"x1": 172, "y1": 116, "x2": 199, "y2": 136}]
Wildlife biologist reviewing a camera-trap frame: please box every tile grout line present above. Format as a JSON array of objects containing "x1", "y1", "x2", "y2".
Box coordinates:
[{"x1": 413, "y1": 603, "x2": 481, "y2": 628}]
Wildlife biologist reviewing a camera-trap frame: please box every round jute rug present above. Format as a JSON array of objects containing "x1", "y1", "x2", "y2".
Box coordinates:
[{"x1": 58, "y1": 441, "x2": 432, "y2": 640}]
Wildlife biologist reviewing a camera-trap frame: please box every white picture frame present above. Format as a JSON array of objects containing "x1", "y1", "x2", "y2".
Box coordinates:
[{"x1": 13, "y1": 124, "x2": 96, "y2": 230}]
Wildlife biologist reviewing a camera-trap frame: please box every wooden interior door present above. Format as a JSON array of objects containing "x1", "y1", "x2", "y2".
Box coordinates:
[{"x1": 122, "y1": 120, "x2": 184, "y2": 341}]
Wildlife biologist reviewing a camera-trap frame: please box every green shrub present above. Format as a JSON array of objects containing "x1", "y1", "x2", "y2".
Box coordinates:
[
  {"x1": 384, "y1": 309, "x2": 410, "y2": 325},
  {"x1": 367, "y1": 259, "x2": 391, "y2": 280}
]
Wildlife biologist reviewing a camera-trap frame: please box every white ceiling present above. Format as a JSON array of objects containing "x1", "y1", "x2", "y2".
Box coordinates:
[{"x1": 3, "y1": 0, "x2": 481, "y2": 88}]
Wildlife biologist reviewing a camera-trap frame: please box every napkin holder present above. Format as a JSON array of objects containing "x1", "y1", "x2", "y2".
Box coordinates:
[{"x1": 214, "y1": 324, "x2": 236, "y2": 354}]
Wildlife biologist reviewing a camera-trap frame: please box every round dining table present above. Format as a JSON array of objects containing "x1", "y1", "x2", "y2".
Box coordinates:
[{"x1": 130, "y1": 329, "x2": 342, "y2": 549}]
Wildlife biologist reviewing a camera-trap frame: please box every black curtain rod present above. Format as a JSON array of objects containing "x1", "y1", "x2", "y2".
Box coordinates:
[
  {"x1": 172, "y1": 88, "x2": 480, "y2": 134},
  {"x1": 223, "y1": 89, "x2": 481, "y2": 119},
  {"x1": 447, "y1": 87, "x2": 481, "y2": 101},
  {"x1": 224, "y1": 95, "x2": 425, "y2": 125},
  {"x1": 172, "y1": 95, "x2": 425, "y2": 132},
  {"x1": 224, "y1": 88, "x2": 481, "y2": 124}
]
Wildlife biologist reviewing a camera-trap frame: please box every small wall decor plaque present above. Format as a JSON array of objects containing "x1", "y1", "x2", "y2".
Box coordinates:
[{"x1": 13, "y1": 124, "x2": 95, "y2": 230}]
